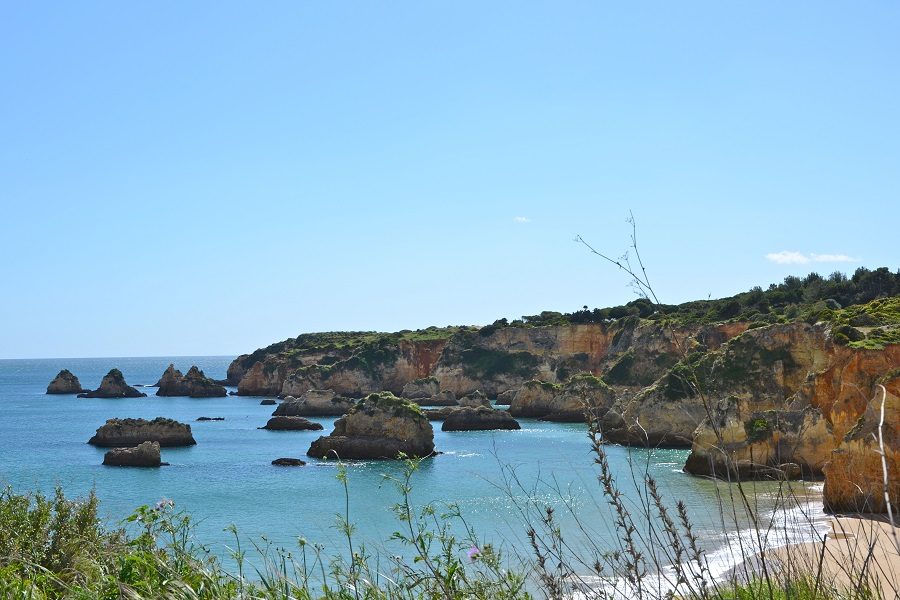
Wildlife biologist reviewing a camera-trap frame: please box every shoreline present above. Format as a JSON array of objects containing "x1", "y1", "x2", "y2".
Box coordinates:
[{"x1": 742, "y1": 513, "x2": 900, "y2": 598}]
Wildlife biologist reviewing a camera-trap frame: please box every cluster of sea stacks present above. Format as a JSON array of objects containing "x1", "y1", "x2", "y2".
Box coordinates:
[
  {"x1": 47, "y1": 365, "x2": 226, "y2": 468},
  {"x1": 47, "y1": 365, "x2": 226, "y2": 399},
  {"x1": 221, "y1": 307, "x2": 900, "y2": 515},
  {"x1": 44, "y1": 297, "x2": 900, "y2": 515}
]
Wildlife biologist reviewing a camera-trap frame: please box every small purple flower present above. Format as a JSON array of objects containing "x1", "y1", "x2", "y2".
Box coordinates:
[
  {"x1": 155, "y1": 498, "x2": 174, "y2": 511},
  {"x1": 467, "y1": 545, "x2": 480, "y2": 560}
]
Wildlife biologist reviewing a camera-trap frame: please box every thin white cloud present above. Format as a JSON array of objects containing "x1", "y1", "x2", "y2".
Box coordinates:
[
  {"x1": 513, "y1": 216, "x2": 530, "y2": 223},
  {"x1": 766, "y1": 251, "x2": 809, "y2": 265},
  {"x1": 810, "y1": 253, "x2": 855, "y2": 263},
  {"x1": 765, "y1": 251, "x2": 856, "y2": 265}
]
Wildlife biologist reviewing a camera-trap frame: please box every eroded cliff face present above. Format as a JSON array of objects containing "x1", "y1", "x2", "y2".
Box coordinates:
[
  {"x1": 280, "y1": 339, "x2": 447, "y2": 397},
  {"x1": 678, "y1": 324, "x2": 899, "y2": 512},
  {"x1": 820, "y1": 363, "x2": 900, "y2": 513},
  {"x1": 235, "y1": 321, "x2": 747, "y2": 402},
  {"x1": 432, "y1": 321, "x2": 747, "y2": 397},
  {"x1": 606, "y1": 323, "x2": 831, "y2": 447}
]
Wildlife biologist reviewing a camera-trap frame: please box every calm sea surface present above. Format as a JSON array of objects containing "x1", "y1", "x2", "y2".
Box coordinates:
[{"x1": 0, "y1": 356, "x2": 827, "y2": 574}]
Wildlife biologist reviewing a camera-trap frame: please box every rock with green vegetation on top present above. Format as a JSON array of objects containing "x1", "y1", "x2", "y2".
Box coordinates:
[
  {"x1": 78, "y1": 369, "x2": 147, "y2": 399},
  {"x1": 306, "y1": 392, "x2": 435, "y2": 459},
  {"x1": 510, "y1": 374, "x2": 614, "y2": 422},
  {"x1": 273, "y1": 389, "x2": 355, "y2": 416},
  {"x1": 46, "y1": 369, "x2": 85, "y2": 394}
]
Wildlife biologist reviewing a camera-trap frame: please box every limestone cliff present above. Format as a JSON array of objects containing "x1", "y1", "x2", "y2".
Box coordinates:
[
  {"x1": 677, "y1": 322, "x2": 899, "y2": 512},
  {"x1": 606, "y1": 323, "x2": 831, "y2": 447}
]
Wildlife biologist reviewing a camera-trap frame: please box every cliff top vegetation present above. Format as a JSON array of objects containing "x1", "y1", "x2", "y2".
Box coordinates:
[{"x1": 240, "y1": 267, "x2": 899, "y2": 366}]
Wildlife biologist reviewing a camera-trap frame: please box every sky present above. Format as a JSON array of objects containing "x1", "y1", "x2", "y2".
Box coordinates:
[{"x1": 1, "y1": 2, "x2": 898, "y2": 359}]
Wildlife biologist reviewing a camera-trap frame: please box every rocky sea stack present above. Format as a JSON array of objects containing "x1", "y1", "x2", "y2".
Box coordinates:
[
  {"x1": 274, "y1": 389, "x2": 355, "y2": 417},
  {"x1": 46, "y1": 369, "x2": 85, "y2": 394},
  {"x1": 102, "y1": 441, "x2": 166, "y2": 467},
  {"x1": 78, "y1": 369, "x2": 147, "y2": 399},
  {"x1": 401, "y1": 376, "x2": 440, "y2": 400},
  {"x1": 510, "y1": 374, "x2": 615, "y2": 422},
  {"x1": 156, "y1": 364, "x2": 227, "y2": 398},
  {"x1": 442, "y1": 406, "x2": 521, "y2": 431},
  {"x1": 307, "y1": 392, "x2": 435, "y2": 459},
  {"x1": 88, "y1": 417, "x2": 196, "y2": 447},
  {"x1": 261, "y1": 416, "x2": 324, "y2": 431}
]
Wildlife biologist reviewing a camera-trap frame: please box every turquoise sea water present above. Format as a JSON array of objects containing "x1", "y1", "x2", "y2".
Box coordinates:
[{"x1": 0, "y1": 356, "x2": 826, "y2": 576}]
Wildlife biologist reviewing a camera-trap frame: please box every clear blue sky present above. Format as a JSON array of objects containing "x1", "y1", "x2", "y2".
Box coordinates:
[{"x1": 1, "y1": 2, "x2": 898, "y2": 359}]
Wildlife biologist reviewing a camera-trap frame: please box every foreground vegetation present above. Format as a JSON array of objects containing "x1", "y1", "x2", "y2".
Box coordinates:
[{"x1": 3, "y1": 439, "x2": 895, "y2": 600}]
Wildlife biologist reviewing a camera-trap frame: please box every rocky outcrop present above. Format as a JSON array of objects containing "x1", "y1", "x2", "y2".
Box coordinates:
[
  {"x1": 442, "y1": 407, "x2": 521, "y2": 431},
  {"x1": 673, "y1": 323, "x2": 900, "y2": 511},
  {"x1": 684, "y1": 400, "x2": 832, "y2": 479},
  {"x1": 402, "y1": 376, "x2": 440, "y2": 400},
  {"x1": 260, "y1": 399, "x2": 276, "y2": 405},
  {"x1": 424, "y1": 406, "x2": 457, "y2": 420},
  {"x1": 604, "y1": 323, "x2": 831, "y2": 446},
  {"x1": 46, "y1": 369, "x2": 85, "y2": 394},
  {"x1": 822, "y1": 369, "x2": 900, "y2": 513},
  {"x1": 510, "y1": 374, "x2": 615, "y2": 422},
  {"x1": 88, "y1": 417, "x2": 196, "y2": 447},
  {"x1": 458, "y1": 390, "x2": 490, "y2": 408},
  {"x1": 78, "y1": 369, "x2": 147, "y2": 399},
  {"x1": 273, "y1": 389, "x2": 355, "y2": 417},
  {"x1": 103, "y1": 441, "x2": 166, "y2": 467},
  {"x1": 261, "y1": 416, "x2": 324, "y2": 431},
  {"x1": 496, "y1": 389, "x2": 518, "y2": 405},
  {"x1": 272, "y1": 457, "x2": 306, "y2": 466},
  {"x1": 306, "y1": 392, "x2": 435, "y2": 459},
  {"x1": 155, "y1": 365, "x2": 227, "y2": 397},
  {"x1": 226, "y1": 355, "x2": 250, "y2": 386},
  {"x1": 423, "y1": 391, "x2": 458, "y2": 406},
  {"x1": 196, "y1": 417, "x2": 224, "y2": 421}
]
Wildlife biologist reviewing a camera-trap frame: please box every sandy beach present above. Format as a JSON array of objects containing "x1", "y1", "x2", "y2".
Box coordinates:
[{"x1": 760, "y1": 515, "x2": 900, "y2": 598}]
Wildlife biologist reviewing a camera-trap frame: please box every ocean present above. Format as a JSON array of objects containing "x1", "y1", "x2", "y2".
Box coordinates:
[{"x1": 0, "y1": 356, "x2": 829, "y2": 579}]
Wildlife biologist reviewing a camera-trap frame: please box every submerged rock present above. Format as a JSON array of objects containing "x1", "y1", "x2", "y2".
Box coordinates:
[
  {"x1": 442, "y1": 406, "x2": 521, "y2": 431},
  {"x1": 156, "y1": 365, "x2": 227, "y2": 398},
  {"x1": 272, "y1": 457, "x2": 306, "y2": 466},
  {"x1": 260, "y1": 399, "x2": 276, "y2": 405},
  {"x1": 260, "y1": 416, "x2": 324, "y2": 431},
  {"x1": 307, "y1": 392, "x2": 435, "y2": 459},
  {"x1": 88, "y1": 417, "x2": 196, "y2": 447},
  {"x1": 103, "y1": 441, "x2": 166, "y2": 467},
  {"x1": 274, "y1": 389, "x2": 355, "y2": 417},
  {"x1": 78, "y1": 369, "x2": 147, "y2": 399},
  {"x1": 46, "y1": 369, "x2": 85, "y2": 394}
]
